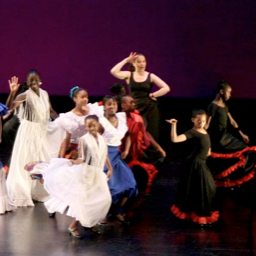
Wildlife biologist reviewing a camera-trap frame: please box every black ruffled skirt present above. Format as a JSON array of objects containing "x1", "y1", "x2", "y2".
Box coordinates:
[
  {"x1": 208, "y1": 129, "x2": 256, "y2": 187},
  {"x1": 171, "y1": 157, "x2": 219, "y2": 224}
]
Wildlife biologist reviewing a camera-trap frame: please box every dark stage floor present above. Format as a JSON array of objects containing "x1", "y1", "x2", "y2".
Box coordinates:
[{"x1": 1, "y1": 159, "x2": 256, "y2": 256}]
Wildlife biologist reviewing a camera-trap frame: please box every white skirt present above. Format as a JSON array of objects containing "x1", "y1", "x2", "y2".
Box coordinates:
[
  {"x1": 0, "y1": 168, "x2": 15, "y2": 214},
  {"x1": 33, "y1": 158, "x2": 112, "y2": 228},
  {"x1": 6, "y1": 120, "x2": 65, "y2": 207}
]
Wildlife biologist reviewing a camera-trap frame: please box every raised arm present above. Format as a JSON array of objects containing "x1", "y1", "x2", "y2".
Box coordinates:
[
  {"x1": 227, "y1": 112, "x2": 249, "y2": 142},
  {"x1": 6, "y1": 76, "x2": 21, "y2": 108},
  {"x1": 110, "y1": 52, "x2": 137, "y2": 80},
  {"x1": 166, "y1": 119, "x2": 187, "y2": 143},
  {"x1": 149, "y1": 73, "x2": 170, "y2": 99},
  {"x1": 8, "y1": 92, "x2": 27, "y2": 113}
]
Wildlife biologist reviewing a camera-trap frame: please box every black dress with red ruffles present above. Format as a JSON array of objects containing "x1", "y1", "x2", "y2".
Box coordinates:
[
  {"x1": 171, "y1": 129, "x2": 219, "y2": 225},
  {"x1": 128, "y1": 72, "x2": 160, "y2": 141},
  {"x1": 207, "y1": 102, "x2": 256, "y2": 187}
]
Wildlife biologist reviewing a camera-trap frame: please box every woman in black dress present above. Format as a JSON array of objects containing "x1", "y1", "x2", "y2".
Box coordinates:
[
  {"x1": 110, "y1": 52, "x2": 170, "y2": 141},
  {"x1": 166, "y1": 110, "x2": 219, "y2": 225},
  {"x1": 205, "y1": 80, "x2": 256, "y2": 187}
]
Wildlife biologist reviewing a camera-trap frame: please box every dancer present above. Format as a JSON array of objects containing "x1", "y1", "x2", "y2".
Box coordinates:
[
  {"x1": 0, "y1": 102, "x2": 15, "y2": 214},
  {"x1": 100, "y1": 95, "x2": 137, "y2": 222},
  {"x1": 57, "y1": 86, "x2": 102, "y2": 159},
  {"x1": 205, "y1": 80, "x2": 256, "y2": 187},
  {"x1": 120, "y1": 95, "x2": 166, "y2": 193},
  {"x1": 46, "y1": 86, "x2": 102, "y2": 218},
  {"x1": 6, "y1": 70, "x2": 62, "y2": 207},
  {"x1": 167, "y1": 109, "x2": 219, "y2": 225},
  {"x1": 109, "y1": 82, "x2": 126, "y2": 111},
  {"x1": 30, "y1": 115, "x2": 112, "y2": 238},
  {"x1": 110, "y1": 52, "x2": 170, "y2": 141}
]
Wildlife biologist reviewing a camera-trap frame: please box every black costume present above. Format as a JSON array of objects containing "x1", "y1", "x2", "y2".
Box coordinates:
[
  {"x1": 207, "y1": 103, "x2": 256, "y2": 187},
  {"x1": 171, "y1": 129, "x2": 219, "y2": 224},
  {"x1": 129, "y1": 73, "x2": 160, "y2": 141}
]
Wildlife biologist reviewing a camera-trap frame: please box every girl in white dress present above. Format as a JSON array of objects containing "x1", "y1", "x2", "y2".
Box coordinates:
[
  {"x1": 6, "y1": 70, "x2": 62, "y2": 207},
  {"x1": 56, "y1": 86, "x2": 102, "y2": 160},
  {"x1": 44, "y1": 86, "x2": 102, "y2": 218},
  {"x1": 31, "y1": 115, "x2": 112, "y2": 238}
]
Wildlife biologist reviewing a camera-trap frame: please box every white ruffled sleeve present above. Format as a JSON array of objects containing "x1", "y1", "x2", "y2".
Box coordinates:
[
  {"x1": 54, "y1": 112, "x2": 78, "y2": 134},
  {"x1": 87, "y1": 103, "x2": 104, "y2": 118}
]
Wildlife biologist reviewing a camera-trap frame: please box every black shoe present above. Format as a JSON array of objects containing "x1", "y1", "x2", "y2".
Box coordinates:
[{"x1": 49, "y1": 212, "x2": 56, "y2": 218}]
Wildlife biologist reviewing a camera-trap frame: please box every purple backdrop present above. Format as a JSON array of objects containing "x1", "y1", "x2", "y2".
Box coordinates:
[{"x1": 0, "y1": 0, "x2": 256, "y2": 98}]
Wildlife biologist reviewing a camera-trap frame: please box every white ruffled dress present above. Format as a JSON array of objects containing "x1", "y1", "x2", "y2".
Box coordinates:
[{"x1": 32, "y1": 133, "x2": 111, "y2": 227}]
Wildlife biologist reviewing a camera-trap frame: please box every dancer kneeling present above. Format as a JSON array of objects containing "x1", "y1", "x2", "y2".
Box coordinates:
[
  {"x1": 30, "y1": 115, "x2": 112, "y2": 238},
  {"x1": 166, "y1": 110, "x2": 219, "y2": 225}
]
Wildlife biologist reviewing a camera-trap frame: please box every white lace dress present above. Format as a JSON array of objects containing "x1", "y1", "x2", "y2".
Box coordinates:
[{"x1": 6, "y1": 88, "x2": 65, "y2": 207}]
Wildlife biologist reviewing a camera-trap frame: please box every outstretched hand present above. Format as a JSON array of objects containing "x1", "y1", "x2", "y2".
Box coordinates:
[
  {"x1": 166, "y1": 119, "x2": 178, "y2": 124},
  {"x1": 126, "y1": 52, "x2": 138, "y2": 63},
  {"x1": 8, "y1": 76, "x2": 20, "y2": 93}
]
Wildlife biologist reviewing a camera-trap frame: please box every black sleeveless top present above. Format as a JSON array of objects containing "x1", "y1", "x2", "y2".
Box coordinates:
[
  {"x1": 128, "y1": 72, "x2": 160, "y2": 141},
  {"x1": 129, "y1": 72, "x2": 152, "y2": 99}
]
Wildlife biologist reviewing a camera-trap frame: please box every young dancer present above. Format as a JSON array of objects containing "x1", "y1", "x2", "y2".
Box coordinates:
[
  {"x1": 56, "y1": 86, "x2": 102, "y2": 159},
  {"x1": 6, "y1": 70, "x2": 61, "y2": 207},
  {"x1": 206, "y1": 81, "x2": 256, "y2": 187},
  {"x1": 167, "y1": 110, "x2": 219, "y2": 225},
  {"x1": 110, "y1": 52, "x2": 170, "y2": 141},
  {"x1": 100, "y1": 96, "x2": 137, "y2": 222},
  {"x1": 120, "y1": 95, "x2": 166, "y2": 193},
  {"x1": 30, "y1": 115, "x2": 112, "y2": 238},
  {"x1": 109, "y1": 82, "x2": 127, "y2": 112}
]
